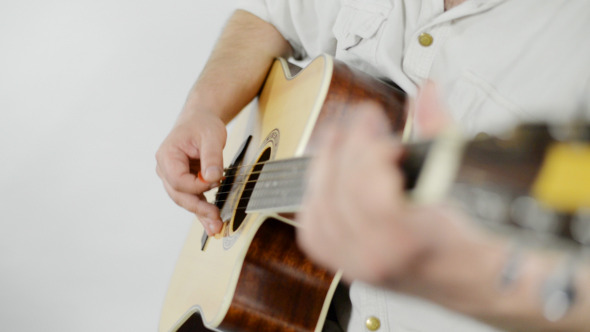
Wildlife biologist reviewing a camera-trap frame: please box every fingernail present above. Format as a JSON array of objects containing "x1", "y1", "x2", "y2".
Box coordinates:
[
  {"x1": 201, "y1": 218, "x2": 217, "y2": 235},
  {"x1": 206, "y1": 223, "x2": 215, "y2": 235},
  {"x1": 209, "y1": 222, "x2": 222, "y2": 235},
  {"x1": 201, "y1": 220, "x2": 211, "y2": 235},
  {"x1": 204, "y1": 166, "x2": 223, "y2": 182},
  {"x1": 201, "y1": 217, "x2": 211, "y2": 226}
]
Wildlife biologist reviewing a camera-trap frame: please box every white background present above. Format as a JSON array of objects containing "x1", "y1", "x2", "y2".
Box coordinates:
[{"x1": 0, "y1": 1, "x2": 232, "y2": 331}]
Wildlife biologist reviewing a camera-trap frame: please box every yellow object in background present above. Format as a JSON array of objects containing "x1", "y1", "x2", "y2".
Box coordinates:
[{"x1": 532, "y1": 143, "x2": 590, "y2": 212}]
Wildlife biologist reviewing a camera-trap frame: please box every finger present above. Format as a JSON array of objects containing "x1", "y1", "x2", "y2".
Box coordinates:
[
  {"x1": 334, "y1": 110, "x2": 406, "y2": 240},
  {"x1": 313, "y1": 124, "x2": 361, "y2": 265},
  {"x1": 353, "y1": 103, "x2": 392, "y2": 137},
  {"x1": 296, "y1": 207, "x2": 343, "y2": 273},
  {"x1": 193, "y1": 194, "x2": 224, "y2": 235},
  {"x1": 371, "y1": 138, "x2": 406, "y2": 195},
  {"x1": 304, "y1": 124, "x2": 341, "y2": 210},
  {"x1": 162, "y1": 178, "x2": 221, "y2": 220},
  {"x1": 155, "y1": 163, "x2": 162, "y2": 178},
  {"x1": 297, "y1": 124, "x2": 345, "y2": 261},
  {"x1": 339, "y1": 106, "x2": 392, "y2": 165},
  {"x1": 336, "y1": 108, "x2": 393, "y2": 191},
  {"x1": 199, "y1": 128, "x2": 226, "y2": 183},
  {"x1": 162, "y1": 179, "x2": 203, "y2": 214},
  {"x1": 161, "y1": 148, "x2": 211, "y2": 194},
  {"x1": 414, "y1": 80, "x2": 452, "y2": 138},
  {"x1": 162, "y1": 180, "x2": 223, "y2": 234},
  {"x1": 193, "y1": 193, "x2": 222, "y2": 221}
]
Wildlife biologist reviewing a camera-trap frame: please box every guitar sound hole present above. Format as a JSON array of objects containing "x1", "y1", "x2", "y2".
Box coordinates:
[{"x1": 232, "y1": 148, "x2": 271, "y2": 232}]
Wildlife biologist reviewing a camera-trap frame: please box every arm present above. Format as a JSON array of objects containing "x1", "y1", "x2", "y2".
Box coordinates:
[
  {"x1": 295, "y1": 88, "x2": 590, "y2": 331},
  {"x1": 156, "y1": 10, "x2": 291, "y2": 235},
  {"x1": 187, "y1": 10, "x2": 292, "y2": 124},
  {"x1": 384, "y1": 208, "x2": 590, "y2": 332}
]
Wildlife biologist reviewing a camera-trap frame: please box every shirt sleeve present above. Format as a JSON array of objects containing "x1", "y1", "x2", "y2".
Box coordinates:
[{"x1": 235, "y1": 0, "x2": 340, "y2": 60}]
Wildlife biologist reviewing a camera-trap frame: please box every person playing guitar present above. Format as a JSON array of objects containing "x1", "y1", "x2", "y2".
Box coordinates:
[{"x1": 156, "y1": 2, "x2": 590, "y2": 331}]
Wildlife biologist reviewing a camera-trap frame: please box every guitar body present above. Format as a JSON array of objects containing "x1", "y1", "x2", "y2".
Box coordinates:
[{"x1": 159, "y1": 55, "x2": 407, "y2": 332}]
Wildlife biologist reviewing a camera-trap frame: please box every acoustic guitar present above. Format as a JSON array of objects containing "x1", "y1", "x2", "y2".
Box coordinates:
[
  {"x1": 159, "y1": 54, "x2": 407, "y2": 332},
  {"x1": 159, "y1": 54, "x2": 590, "y2": 331}
]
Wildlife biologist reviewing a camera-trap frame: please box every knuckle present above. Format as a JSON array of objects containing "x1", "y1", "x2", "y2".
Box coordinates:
[
  {"x1": 169, "y1": 178, "x2": 183, "y2": 191},
  {"x1": 155, "y1": 148, "x2": 163, "y2": 162},
  {"x1": 155, "y1": 142, "x2": 171, "y2": 162},
  {"x1": 168, "y1": 192, "x2": 184, "y2": 207},
  {"x1": 198, "y1": 202, "x2": 216, "y2": 217}
]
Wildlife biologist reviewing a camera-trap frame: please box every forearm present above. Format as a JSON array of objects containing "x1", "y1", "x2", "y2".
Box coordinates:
[
  {"x1": 394, "y1": 223, "x2": 590, "y2": 331},
  {"x1": 488, "y1": 252, "x2": 590, "y2": 332},
  {"x1": 183, "y1": 9, "x2": 292, "y2": 124}
]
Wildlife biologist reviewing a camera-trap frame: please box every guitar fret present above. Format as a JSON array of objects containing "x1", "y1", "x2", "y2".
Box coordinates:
[{"x1": 246, "y1": 158, "x2": 309, "y2": 212}]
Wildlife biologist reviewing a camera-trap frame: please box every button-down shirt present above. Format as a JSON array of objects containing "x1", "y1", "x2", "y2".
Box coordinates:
[
  {"x1": 235, "y1": 0, "x2": 590, "y2": 331},
  {"x1": 237, "y1": 0, "x2": 590, "y2": 136}
]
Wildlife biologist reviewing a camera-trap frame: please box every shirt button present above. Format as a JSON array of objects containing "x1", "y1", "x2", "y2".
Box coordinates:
[
  {"x1": 365, "y1": 316, "x2": 381, "y2": 331},
  {"x1": 418, "y1": 32, "x2": 434, "y2": 47}
]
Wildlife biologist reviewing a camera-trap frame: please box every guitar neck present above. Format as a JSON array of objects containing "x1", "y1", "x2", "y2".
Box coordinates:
[
  {"x1": 244, "y1": 156, "x2": 312, "y2": 213},
  {"x1": 244, "y1": 141, "x2": 432, "y2": 214},
  {"x1": 242, "y1": 124, "x2": 590, "y2": 248}
]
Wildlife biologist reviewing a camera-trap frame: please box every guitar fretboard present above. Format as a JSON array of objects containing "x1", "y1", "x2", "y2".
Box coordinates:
[{"x1": 246, "y1": 157, "x2": 310, "y2": 213}]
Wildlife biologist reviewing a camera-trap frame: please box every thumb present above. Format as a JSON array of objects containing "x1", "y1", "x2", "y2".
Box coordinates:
[{"x1": 199, "y1": 130, "x2": 226, "y2": 183}]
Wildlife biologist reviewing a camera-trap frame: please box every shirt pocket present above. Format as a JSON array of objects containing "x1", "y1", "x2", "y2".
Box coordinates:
[
  {"x1": 446, "y1": 70, "x2": 530, "y2": 137},
  {"x1": 332, "y1": 0, "x2": 392, "y2": 60}
]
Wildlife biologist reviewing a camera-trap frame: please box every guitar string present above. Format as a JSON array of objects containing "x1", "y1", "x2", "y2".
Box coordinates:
[
  {"x1": 217, "y1": 193, "x2": 302, "y2": 212},
  {"x1": 213, "y1": 194, "x2": 589, "y2": 247},
  {"x1": 203, "y1": 145, "x2": 394, "y2": 207},
  {"x1": 213, "y1": 168, "x2": 307, "y2": 195},
  {"x1": 199, "y1": 160, "x2": 309, "y2": 197},
  {"x1": 213, "y1": 182, "x2": 303, "y2": 202},
  {"x1": 216, "y1": 204, "x2": 294, "y2": 216},
  {"x1": 212, "y1": 190, "x2": 303, "y2": 214},
  {"x1": 208, "y1": 143, "x2": 410, "y2": 204},
  {"x1": 207, "y1": 161, "x2": 309, "y2": 206},
  {"x1": 215, "y1": 185, "x2": 302, "y2": 203},
  {"x1": 213, "y1": 136, "x2": 420, "y2": 175},
  {"x1": 225, "y1": 163, "x2": 308, "y2": 180},
  {"x1": 211, "y1": 173, "x2": 307, "y2": 206},
  {"x1": 208, "y1": 172, "x2": 589, "y2": 248},
  {"x1": 218, "y1": 157, "x2": 310, "y2": 175}
]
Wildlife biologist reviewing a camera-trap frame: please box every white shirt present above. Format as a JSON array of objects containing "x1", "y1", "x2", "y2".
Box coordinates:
[
  {"x1": 237, "y1": 0, "x2": 590, "y2": 136},
  {"x1": 235, "y1": 0, "x2": 590, "y2": 331}
]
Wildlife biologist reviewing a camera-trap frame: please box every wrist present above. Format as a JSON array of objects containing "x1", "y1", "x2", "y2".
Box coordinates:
[
  {"x1": 488, "y1": 252, "x2": 590, "y2": 331},
  {"x1": 424, "y1": 233, "x2": 509, "y2": 315},
  {"x1": 180, "y1": 86, "x2": 227, "y2": 121},
  {"x1": 388, "y1": 208, "x2": 510, "y2": 314}
]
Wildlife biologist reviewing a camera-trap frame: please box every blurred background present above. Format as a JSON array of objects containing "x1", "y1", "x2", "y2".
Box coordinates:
[{"x1": 0, "y1": 1, "x2": 232, "y2": 330}]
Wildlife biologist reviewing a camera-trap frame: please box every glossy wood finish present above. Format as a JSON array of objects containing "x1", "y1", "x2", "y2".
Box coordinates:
[
  {"x1": 307, "y1": 61, "x2": 407, "y2": 152},
  {"x1": 219, "y1": 218, "x2": 335, "y2": 331},
  {"x1": 175, "y1": 219, "x2": 334, "y2": 332}
]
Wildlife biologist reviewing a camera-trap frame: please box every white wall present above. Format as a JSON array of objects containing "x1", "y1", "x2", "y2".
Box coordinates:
[{"x1": 0, "y1": 1, "x2": 232, "y2": 330}]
